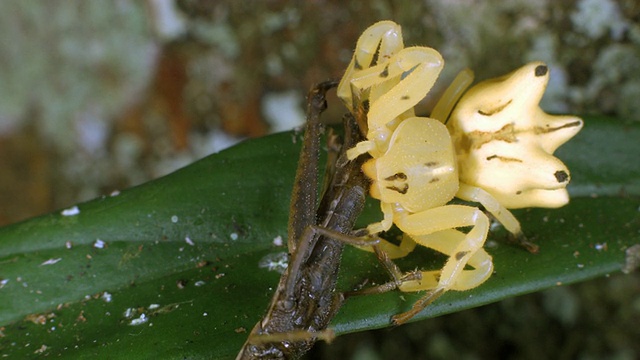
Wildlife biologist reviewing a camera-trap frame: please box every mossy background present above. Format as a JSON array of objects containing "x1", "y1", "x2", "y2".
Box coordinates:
[{"x1": 0, "y1": 1, "x2": 638, "y2": 359}]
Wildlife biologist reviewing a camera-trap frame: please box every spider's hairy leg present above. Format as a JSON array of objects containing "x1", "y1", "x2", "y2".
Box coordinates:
[
  {"x1": 431, "y1": 68, "x2": 474, "y2": 123},
  {"x1": 337, "y1": 21, "x2": 403, "y2": 113},
  {"x1": 456, "y1": 183, "x2": 540, "y2": 253},
  {"x1": 363, "y1": 200, "x2": 395, "y2": 235},
  {"x1": 396, "y1": 206, "x2": 491, "y2": 291},
  {"x1": 390, "y1": 235, "x2": 493, "y2": 326},
  {"x1": 395, "y1": 206, "x2": 491, "y2": 283},
  {"x1": 399, "y1": 229, "x2": 493, "y2": 293},
  {"x1": 456, "y1": 183, "x2": 522, "y2": 236},
  {"x1": 352, "y1": 232, "x2": 417, "y2": 259},
  {"x1": 388, "y1": 205, "x2": 491, "y2": 323},
  {"x1": 345, "y1": 139, "x2": 376, "y2": 161},
  {"x1": 349, "y1": 47, "x2": 444, "y2": 154}
]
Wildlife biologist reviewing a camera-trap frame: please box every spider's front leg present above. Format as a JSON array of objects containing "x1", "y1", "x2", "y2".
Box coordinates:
[
  {"x1": 345, "y1": 47, "x2": 444, "y2": 159},
  {"x1": 336, "y1": 23, "x2": 444, "y2": 160},
  {"x1": 337, "y1": 20, "x2": 404, "y2": 113}
]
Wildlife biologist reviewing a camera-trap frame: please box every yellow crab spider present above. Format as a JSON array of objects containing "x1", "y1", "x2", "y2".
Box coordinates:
[
  {"x1": 339, "y1": 21, "x2": 583, "y2": 323},
  {"x1": 338, "y1": 21, "x2": 495, "y2": 309}
]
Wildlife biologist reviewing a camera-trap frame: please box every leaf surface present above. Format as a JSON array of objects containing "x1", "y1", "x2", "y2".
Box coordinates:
[{"x1": 0, "y1": 117, "x2": 638, "y2": 359}]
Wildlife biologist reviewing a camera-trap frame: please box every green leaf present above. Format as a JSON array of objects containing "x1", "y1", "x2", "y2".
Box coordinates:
[{"x1": 0, "y1": 117, "x2": 638, "y2": 359}]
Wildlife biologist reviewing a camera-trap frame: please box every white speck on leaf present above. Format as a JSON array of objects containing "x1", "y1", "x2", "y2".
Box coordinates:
[
  {"x1": 195, "y1": 280, "x2": 206, "y2": 287},
  {"x1": 272, "y1": 235, "x2": 283, "y2": 246},
  {"x1": 61, "y1": 206, "x2": 80, "y2": 216},
  {"x1": 129, "y1": 313, "x2": 148, "y2": 326},
  {"x1": 171, "y1": 215, "x2": 179, "y2": 223},
  {"x1": 185, "y1": 236, "x2": 194, "y2": 246},
  {"x1": 148, "y1": 304, "x2": 160, "y2": 310},
  {"x1": 94, "y1": 239, "x2": 105, "y2": 249},
  {"x1": 230, "y1": 233, "x2": 238, "y2": 241},
  {"x1": 594, "y1": 243, "x2": 607, "y2": 251},
  {"x1": 124, "y1": 308, "x2": 136, "y2": 318},
  {"x1": 34, "y1": 344, "x2": 48, "y2": 354},
  {"x1": 40, "y1": 258, "x2": 62, "y2": 266},
  {"x1": 101, "y1": 292, "x2": 112, "y2": 303}
]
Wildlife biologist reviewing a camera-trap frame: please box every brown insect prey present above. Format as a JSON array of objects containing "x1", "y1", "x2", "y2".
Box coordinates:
[{"x1": 236, "y1": 81, "x2": 370, "y2": 359}]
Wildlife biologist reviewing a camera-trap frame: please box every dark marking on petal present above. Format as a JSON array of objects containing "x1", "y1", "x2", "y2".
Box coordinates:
[
  {"x1": 401, "y1": 95, "x2": 410, "y2": 100},
  {"x1": 455, "y1": 251, "x2": 470, "y2": 261},
  {"x1": 478, "y1": 100, "x2": 512, "y2": 116},
  {"x1": 554, "y1": 170, "x2": 569, "y2": 183},
  {"x1": 425, "y1": 161, "x2": 438, "y2": 167},
  {"x1": 535, "y1": 120, "x2": 583, "y2": 134},
  {"x1": 464, "y1": 123, "x2": 518, "y2": 150},
  {"x1": 534, "y1": 65, "x2": 548, "y2": 77},
  {"x1": 485, "y1": 154, "x2": 522, "y2": 162},
  {"x1": 429, "y1": 178, "x2": 439, "y2": 183},
  {"x1": 516, "y1": 191, "x2": 522, "y2": 195}
]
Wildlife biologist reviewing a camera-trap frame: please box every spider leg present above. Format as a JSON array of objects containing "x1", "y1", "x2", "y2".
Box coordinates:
[{"x1": 388, "y1": 205, "x2": 491, "y2": 324}]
